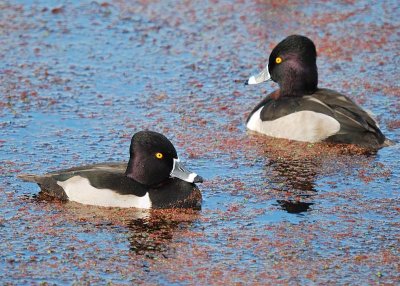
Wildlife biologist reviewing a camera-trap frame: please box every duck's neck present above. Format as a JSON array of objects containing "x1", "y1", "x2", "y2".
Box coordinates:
[
  {"x1": 149, "y1": 178, "x2": 174, "y2": 189},
  {"x1": 279, "y1": 65, "x2": 318, "y2": 97}
]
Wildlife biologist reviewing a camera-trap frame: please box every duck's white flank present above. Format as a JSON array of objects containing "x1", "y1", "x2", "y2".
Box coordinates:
[
  {"x1": 57, "y1": 176, "x2": 152, "y2": 209},
  {"x1": 246, "y1": 107, "x2": 340, "y2": 142}
]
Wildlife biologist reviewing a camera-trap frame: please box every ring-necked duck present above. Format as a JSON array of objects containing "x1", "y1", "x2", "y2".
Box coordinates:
[
  {"x1": 18, "y1": 131, "x2": 203, "y2": 209},
  {"x1": 245, "y1": 35, "x2": 392, "y2": 149}
]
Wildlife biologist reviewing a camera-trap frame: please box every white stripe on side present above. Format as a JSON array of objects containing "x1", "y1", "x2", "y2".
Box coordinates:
[
  {"x1": 246, "y1": 107, "x2": 340, "y2": 143},
  {"x1": 57, "y1": 176, "x2": 152, "y2": 209}
]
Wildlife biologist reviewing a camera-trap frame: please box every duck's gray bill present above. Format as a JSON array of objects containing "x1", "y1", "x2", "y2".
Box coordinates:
[
  {"x1": 170, "y1": 158, "x2": 203, "y2": 183},
  {"x1": 246, "y1": 64, "x2": 271, "y2": 85}
]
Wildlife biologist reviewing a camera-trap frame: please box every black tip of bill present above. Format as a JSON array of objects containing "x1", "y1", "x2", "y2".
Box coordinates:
[{"x1": 193, "y1": 175, "x2": 204, "y2": 184}]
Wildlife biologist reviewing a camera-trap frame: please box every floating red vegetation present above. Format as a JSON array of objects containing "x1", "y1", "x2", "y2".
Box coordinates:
[
  {"x1": 387, "y1": 120, "x2": 400, "y2": 130},
  {"x1": 1, "y1": 0, "x2": 399, "y2": 284},
  {"x1": 51, "y1": 6, "x2": 64, "y2": 14}
]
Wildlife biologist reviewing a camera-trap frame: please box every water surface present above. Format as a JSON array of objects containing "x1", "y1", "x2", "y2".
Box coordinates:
[{"x1": 1, "y1": 0, "x2": 399, "y2": 284}]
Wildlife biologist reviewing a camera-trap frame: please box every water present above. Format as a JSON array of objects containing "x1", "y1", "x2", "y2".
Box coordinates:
[{"x1": 1, "y1": 0, "x2": 399, "y2": 284}]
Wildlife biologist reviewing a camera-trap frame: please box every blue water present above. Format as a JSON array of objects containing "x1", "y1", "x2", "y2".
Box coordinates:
[{"x1": 1, "y1": 0, "x2": 399, "y2": 284}]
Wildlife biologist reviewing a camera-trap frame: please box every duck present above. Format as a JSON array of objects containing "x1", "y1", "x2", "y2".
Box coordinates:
[
  {"x1": 245, "y1": 35, "x2": 392, "y2": 149},
  {"x1": 18, "y1": 131, "x2": 203, "y2": 209}
]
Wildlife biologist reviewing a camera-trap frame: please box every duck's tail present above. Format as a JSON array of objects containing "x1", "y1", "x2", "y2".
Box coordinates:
[
  {"x1": 17, "y1": 174, "x2": 40, "y2": 183},
  {"x1": 382, "y1": 138, "x2": 396, "y2": 147}
]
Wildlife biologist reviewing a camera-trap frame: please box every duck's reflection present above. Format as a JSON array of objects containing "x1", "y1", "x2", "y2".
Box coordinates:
[
  {"x1": 266, "y1": 157, "x2": 318, "y2": 214},
  {"x1": 254, "y1": 134, "x2": 375, "y2": 215},
  {"x1": 31, "y1": 195, "x2": 200, "y2": 258},
  {"x1": 266, "y1": 158, "x2": 318, "y2": 193},
  {"x1": 276, "y1": 200, "x2": 314, "y2": 214},
  {"x1": 127, "y1": 209, "x2": 200, "y2": 258}
]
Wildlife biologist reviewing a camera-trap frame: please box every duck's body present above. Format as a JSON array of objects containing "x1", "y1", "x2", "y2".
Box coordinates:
[
  {"x1": 247, "y1": 88, "x2": 386, "y2": 148},
  {"x1": 19, "y1": 131, "x2": 203, "y2": 209},
  {"x1": 246, "y1": 35, "x2": 391, "y2": 149},
  {"x1": 19, "y1": 163, "x2": 201, "y2": 209}
]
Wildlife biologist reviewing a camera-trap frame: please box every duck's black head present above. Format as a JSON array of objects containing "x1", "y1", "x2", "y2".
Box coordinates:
[
  {"x1": 125, "y1": 131, "x2": 203, "y2": 186},
  {"x1": 268, "y1": 35, "x2": 318, "y2": 96},
  {"x1": 247, "y1": 35, "x2": 318, "y2": 97}
]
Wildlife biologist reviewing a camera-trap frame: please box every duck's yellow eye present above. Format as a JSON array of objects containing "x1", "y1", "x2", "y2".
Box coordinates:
[
  {"x1": 155, "y1": 152, "x2": 163, "y2": 159},
  {"x1": 275, "y1": 57, "x2": 282, "y2": 64}
]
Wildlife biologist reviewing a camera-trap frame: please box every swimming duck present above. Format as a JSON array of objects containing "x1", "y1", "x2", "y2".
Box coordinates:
[
  {"x1": 18, "y1": 131, "x2": 203, "y2": 209},
  {"x1": 246, "y1": 35, "x2": 391, "y2": 149}
]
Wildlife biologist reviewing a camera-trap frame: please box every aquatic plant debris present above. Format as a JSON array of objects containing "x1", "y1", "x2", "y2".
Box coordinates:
[{"x1": 1, "y1": 0, "x2": 399, "y2": 284}]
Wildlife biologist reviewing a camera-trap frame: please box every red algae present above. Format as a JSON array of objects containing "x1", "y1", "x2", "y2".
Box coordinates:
[{"x1": 0, "y1": 0, "x2": 399, "y2": 285}]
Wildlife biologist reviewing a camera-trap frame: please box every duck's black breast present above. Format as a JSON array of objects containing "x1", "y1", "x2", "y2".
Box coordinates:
[{"x1": 148, "y1": 179, "x2": 202, "y2": 209}]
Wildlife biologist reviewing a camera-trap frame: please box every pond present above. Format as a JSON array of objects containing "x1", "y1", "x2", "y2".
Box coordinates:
[{"x1": 0, "y1": 0, "x2": 399, "y2": 284}]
